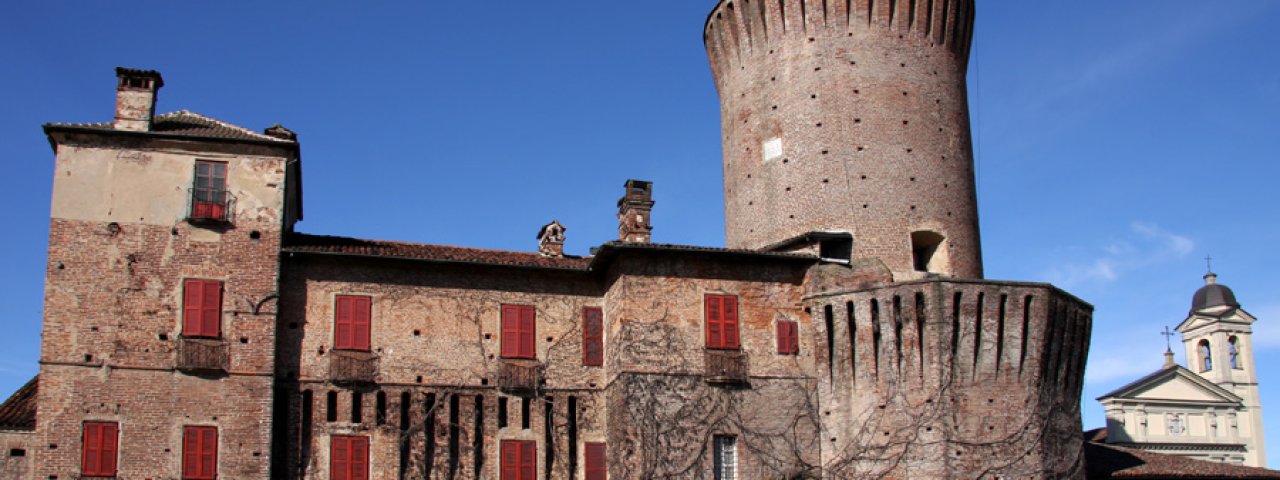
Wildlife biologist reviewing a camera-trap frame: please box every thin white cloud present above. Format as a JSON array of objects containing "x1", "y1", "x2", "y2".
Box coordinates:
[
  {"x1": 1043, "y1": 222, "x2": 1194, "y2": 289},
  {"x1": 1251, "y1": 303, "x2": 1280, "y2": 350},
  {"x1": 1086, "y1": 349, "x2": 1164, "y2": 385}
]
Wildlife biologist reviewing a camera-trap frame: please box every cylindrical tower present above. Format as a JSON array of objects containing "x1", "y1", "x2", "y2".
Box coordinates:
[{"x1": 705, "y1": 0, "x2": 983, "y2": 279}]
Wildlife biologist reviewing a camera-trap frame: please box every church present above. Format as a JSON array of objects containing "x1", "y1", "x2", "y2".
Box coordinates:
[{"x1": 1096, "y1": 271, "x2": 1268, "y2": 467}]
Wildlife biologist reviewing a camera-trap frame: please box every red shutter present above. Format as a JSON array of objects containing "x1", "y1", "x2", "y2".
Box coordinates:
[
  {"x1": 201, "y1": 281, "x2": 221, "y2": 338},
  {"x1": 501, "y1": 305, "x2": 520, "y2": 358},
  {"x1": 585, "y1": 442, "x2": 607, "y2": 480},
  {"x1": 353, "y1": 296, "x2": 371, "y2": 351},
  {"x1": 332, "y1": 436, "x2": 350, "y2": 480},
  {"x1": 723, "y1": 296, "x2": 739, "y2": 349},
  {"x1": 778, "y1": 321, "x2": 799, "y2": 355},
  {"x1": 501, "y1": 440, "x2": 520, "y2": 479},
  {"x1": 183, "y1": 426, "x2": 218, "y2": 479},
  {"x1": 350, "y1": 436, "x2": 369, "y2": 480},
  {"x1": 583, "y1": 307, "x2": 604, "y2": 367},
  {"x1": 706, "y1": 295, "x2": 722, "y2": 348},
  {"x1": 520, "y1": 440, "x2": 536, "y2": 480},
  {"x1": 519, "y1": 306, "x2": 536, "y2": 359},
  {"x1": 335, "y1": 296, "x2": 371, "y2": 351},
  {"x1": 82, "y1": 422, "x2": 118, "y2": 477},
  {"x1": 184, "y1": 279, "x2": 203, "y2": 337}
]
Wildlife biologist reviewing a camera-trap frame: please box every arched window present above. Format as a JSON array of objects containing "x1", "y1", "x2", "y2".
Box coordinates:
[
  {"x1": 910, "y1": 231, "x2": 947, "y2": 273},
  {"x1": 1199, "y1": 340, "x2": 1212, "y2": 372},
  {"x1": 1229, "y1": 336, "x2": 1241, "y2": 370}
]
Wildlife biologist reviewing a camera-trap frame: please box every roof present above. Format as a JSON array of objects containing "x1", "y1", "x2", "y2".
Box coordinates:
[
  {"x1": 0, "y1": 376, "x2": 37, "y2": 431},
  {"x1": 44, "y1": 110, "x2": 296, "y2": 145},
  {"x1": 1098, "y1": 363, "x2": 1242, "y2": 404},
  {"x1": 1192, "y1": 273, "x2": 1241, "y2": 314},
  {"x1": 284, "y1": 234, "x2": 818, "y2": 272},
  {"x1": 284, "y1": 233, "x2": 593, "y2": 271},
  {"x1": 1085, "y1": 431, "x2": 1280, "y2": 479}
]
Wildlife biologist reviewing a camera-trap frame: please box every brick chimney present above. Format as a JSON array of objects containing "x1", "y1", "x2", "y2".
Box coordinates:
[
  {"x1": 537, "y1": 220, "x2": 566, "y2": 257},
  {"x1": 617, "y1": 180, "x2": 653, "y2": 243},
  {"x1": 113, "y1": 67, "x2": 164, "y2": 132}
]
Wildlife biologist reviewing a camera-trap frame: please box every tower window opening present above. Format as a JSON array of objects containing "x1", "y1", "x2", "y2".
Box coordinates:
[
  {"x1": 1229, "y1": 336, "x2": 1240, "y2": 370},
  {"x1": 1199, "y1": 340, "x2": 1212, "y2": 372},
  {"x1": 911, "y1": 231, "x2": 948, "y2": 273},
  {"x1": 819, "y1": 237, "x2": 852, "y2": 263}
]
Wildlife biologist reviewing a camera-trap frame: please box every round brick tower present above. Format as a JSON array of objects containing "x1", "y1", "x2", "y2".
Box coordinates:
[{"x1": 705, "y1": 0, "x2": 983, "y2": 279}]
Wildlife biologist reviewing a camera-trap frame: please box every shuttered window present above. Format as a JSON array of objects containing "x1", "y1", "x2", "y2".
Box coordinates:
[
  {"x1": 335, "y1": 296, "x2": 372, "y2": 351},
  {"x1": 777, "y1": 321, "x2": 799, "y2": 355},
  {"x1": 182, "y1": 426, "x2": 218, "y2": 479},
  {"x1": 585, "y1": 442, "x2": 607, "y2": 480},
  {"x1": 705, "y1": 295, "x2": 740, "y2": 350},
  {"x1": 81, "y1": 421, "x2": 118, "y2": 477},
  {"x1": 583, "y1": 307, "x2": 604, "y2": 367},
  {"x1": 182, "y1": 279, "x2": 223, "y2": 338},
  {"x1": 500, "y1": 440, "x2": 536, "y2": 480},
  {"x1": 331, "y1": 435, "x2": 369, "y2": 480},
  {"x1": 501, "y1": 305, "x2": 536, "y2": 359},
  {"x1": 191, "y1": 160, "x2": 228, "y2": 220}
]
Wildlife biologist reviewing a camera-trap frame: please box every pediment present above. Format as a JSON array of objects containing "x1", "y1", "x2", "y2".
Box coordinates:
[{"x1": 1099, "y1": 366, "x2": 1241, "y2": 405}]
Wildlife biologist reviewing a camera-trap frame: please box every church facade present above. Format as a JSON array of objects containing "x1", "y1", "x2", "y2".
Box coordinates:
[{"x1": 1099, "y1": 273, "x2": 1268, "y2": 467}]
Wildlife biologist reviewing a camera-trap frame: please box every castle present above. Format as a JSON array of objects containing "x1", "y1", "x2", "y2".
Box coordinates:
[{"x1": 0, "y1": 1, "x2": 1270, "y2": 479}]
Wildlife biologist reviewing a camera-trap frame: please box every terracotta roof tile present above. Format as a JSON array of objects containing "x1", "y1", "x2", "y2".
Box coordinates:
[
  {"x1": 1085, "y1": 436, "x2": 1280, "y2": 479},
  {"x1": 284, "y1": 233, "x2": 592, "y2": 270},
  {"x1": 45, "y1": 110, "x2": 294, "y2": 144},
  {"x1": 0, "y1": 376, "x2": 37, "y2": 431}
]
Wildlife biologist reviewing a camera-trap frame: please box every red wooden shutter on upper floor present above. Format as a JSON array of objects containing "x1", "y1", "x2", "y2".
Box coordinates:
[
  {"x1": 81, "y1": 421, "x2": 118, "y2": 477},
  {"x1": 331, "y1": 435, "x2": 369, "y2": 480},
  {"x1": 585, "y1": 442, "x2": 607, "y2": 480},
  {"x1": 705, "y1": 295, "x2": 740, "y2": 350},
  {"x1": 182, "y1": 426, "x2": 218, "y2": 480},
  {"x1": 335, "y1": 296, "x2": 372, "y2": 351},
  {"x1": 501, "y1": 305, "x2": 536, "y2": 359},
  {"x1": 183, "y1": 279, "x2": 222, "y2": 338},
  {"x1": 583, "y1": 307, "x2": 604, "y2": 366},
  {"x1": 777, "y1": 321, "x2": 799, "y2": 355}
]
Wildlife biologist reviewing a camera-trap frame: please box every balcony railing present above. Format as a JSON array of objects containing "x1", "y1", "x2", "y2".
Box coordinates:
[
  {"x1": 329, "y1": 350, "x2": 379, "y2": 385},
  {"x1": 705, "y1": 349, "x2": 749, "y2": 385},
  {"x1": 188, "y1": 188, "x2": 236, "y2": 224},
  {"x1": 177, "y1": 337, "x2": 229, "y2": 374},
  {"x1": 497, "y1": 360, "x2": 544, "y2": 394}
]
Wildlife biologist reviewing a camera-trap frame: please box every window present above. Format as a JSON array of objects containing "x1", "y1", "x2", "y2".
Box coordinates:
[
  {"x1": 81, "y1": 421, "x2": 118, "y2": 478},
  {"x1": 705, "y1": 295, "x2": 740, "y2": 350},
  {"x1": 585, "y1": 442, "x2": 607, "y2": 480},
  {"x1": 335, "y1": 295, "x2": 372, "y2": 351},
  {"x1": 1199, "y1": 340, "x2": 1213, "y2": 372},
  {"x1": 191, "y1": 161, "x2": 228, "y2": 221},
  {"x1": 1229, "y1": 336, "x2": 1241, "y2": 370},
  {"x1": 777, "y1": 321, "x2": 799, "y2": 355},
  {"x1": 182, "y1": 279, "x2": 223, "y2": 338},
  {"x1": 583, "y1": 307, "x2": 604, "y2": 367},
  {"x1": 501, "y1": 305, "x2": 536, "y2": 359},
  {"x1": 331, "y1": 435, "x2": 369, "y2": 480},
  {"x1": 182, "y1": 426, "x2": 218, "y2": 480},
  {"x1": 500, "y1": 440, "x2": 536, "y2": 480},
  {"x1": 713, "y1": 435, "x2": 737, "y2": 480},
  {"x1": 910, "y1": 231, "x2": 947, "y2": 273}
]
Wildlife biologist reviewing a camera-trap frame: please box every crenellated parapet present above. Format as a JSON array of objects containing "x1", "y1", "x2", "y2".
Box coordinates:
[
  {"x1": 806, "y1": 277, "x2": 1091, "y2": 478},
  {"x1": 705, "y1": 0, "x2": 975, "y2": 87}
]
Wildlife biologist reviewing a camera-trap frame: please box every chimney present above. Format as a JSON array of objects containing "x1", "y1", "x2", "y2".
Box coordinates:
[
  {"x1": 113, "y1": 67, "x2": 164, "y2": 132},
  {"x1": 537, "y1": 220, "x2": 566, "y2": 257},
  {"x1": 617, "y1": 179, "x2": 654, "y2": 243}
]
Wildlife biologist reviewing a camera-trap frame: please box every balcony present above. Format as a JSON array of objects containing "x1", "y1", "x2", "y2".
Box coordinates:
[
  {"x1": 497, "y1": 359, "x2": 544, "y2": 394},
  {"x1": 187, "y1": 188, "x2": 236, "y2": 224},
  {"x1": 704, "y1": 349, "x2": 749, "y2": 385},
  {"x1": 177, "y1": 337, "x2": 229, "y2": 374},
  {"x1": 329, "y1": 350, "x2": 379, "y2": 385}
]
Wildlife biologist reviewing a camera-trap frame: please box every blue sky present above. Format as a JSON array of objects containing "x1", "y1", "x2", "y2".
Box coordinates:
[{"x1": 1, "y1": 1, "x2": 1277, "y2": 467}]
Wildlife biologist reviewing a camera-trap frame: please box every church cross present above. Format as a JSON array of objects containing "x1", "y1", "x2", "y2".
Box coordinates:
[
  {"x1": 1205, "y1": 255, "x2": 1213, "y2": 273},
  {"x1": 1161, "y1": 326, "x2": 1175, "y2": 352}
]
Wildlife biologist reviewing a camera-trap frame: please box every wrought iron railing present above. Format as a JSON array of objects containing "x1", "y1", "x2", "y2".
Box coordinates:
[
  {"x1": 188, "y1": 188, "x2": 235, "y2": 224},
  {"x1": 704, "y1": 349, "x2": 749, "y2": 384},
  {"x1": 497, "y1": 360, "x2": 544, "y2": 394},
  {"x1": 329, "y1": 350, "x2": 379, "y2": 385},
  {"x1": 177, "y1": 337, "x2": 229, "y2": 374}
]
